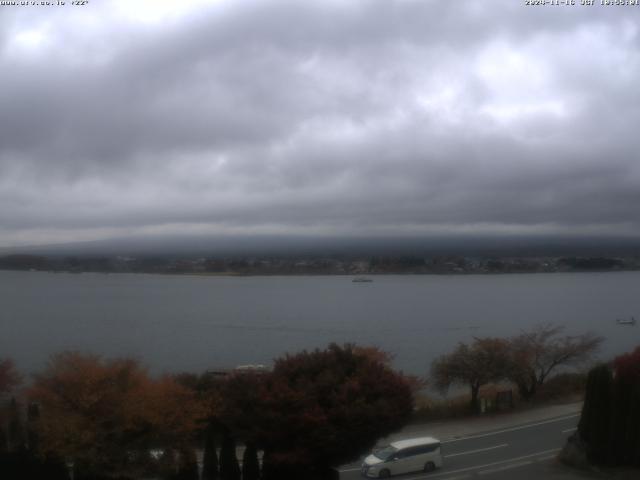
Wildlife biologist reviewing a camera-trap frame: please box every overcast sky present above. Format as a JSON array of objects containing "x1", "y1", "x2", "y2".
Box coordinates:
[{"x1": 1, "y1": 0, "x2": 639, "y2": 248}]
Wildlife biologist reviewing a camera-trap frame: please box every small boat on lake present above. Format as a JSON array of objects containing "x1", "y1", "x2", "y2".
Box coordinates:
[
  {"x1": 616, "y1": 317, "x2": 636, "y2": 326},
  {"x1": 352, "y1": 277, "x2": 373, "y2": 283}
]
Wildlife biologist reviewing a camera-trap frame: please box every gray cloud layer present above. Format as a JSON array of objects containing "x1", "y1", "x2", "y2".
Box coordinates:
[{"x1": 1, "y1": 0, "x2": 639, "y2": 246}]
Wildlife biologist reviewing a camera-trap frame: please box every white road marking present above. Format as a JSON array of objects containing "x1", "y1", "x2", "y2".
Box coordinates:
[
  {"x1": 444, "y1": 443, "x2": 508, "y2": 458},
  {"x1": 562, "y1": 427, "x2": 577, "y2": 433},
  {"x1": 478, "y1": 460, "x2": 532, "y2": 475},
  {"x1": 536, "y1": 454, "x2": 558, "y2": 461},
  {"x1": 339, "y1": 466, "x2": 361, "y2": 472},
  {"x1": 442, "y1": 414, "x2": 579, "y2": 443}
]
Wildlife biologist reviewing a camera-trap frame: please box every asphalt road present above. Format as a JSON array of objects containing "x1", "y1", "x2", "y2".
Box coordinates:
[{"x1": 339, "y1": 413, "x2": 580, "y2": 480}]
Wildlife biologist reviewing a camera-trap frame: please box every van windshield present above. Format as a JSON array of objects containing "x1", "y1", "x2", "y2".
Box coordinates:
[{"x1": 373, "y1": 445, "x2": 398, "y2": 461}]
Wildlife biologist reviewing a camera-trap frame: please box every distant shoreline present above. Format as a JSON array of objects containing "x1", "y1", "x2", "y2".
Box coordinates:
[
  {"x1": 2, "y1": 266, "x2": 640, "y2": 277},
  {"x1": 2, "y1": 252, "x2": 639, "y2": 277}
]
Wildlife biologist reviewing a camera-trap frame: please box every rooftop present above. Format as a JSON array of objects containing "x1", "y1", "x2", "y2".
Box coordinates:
[{"x1": 390, "y1": 436, "x2": 440, "y2": 449}]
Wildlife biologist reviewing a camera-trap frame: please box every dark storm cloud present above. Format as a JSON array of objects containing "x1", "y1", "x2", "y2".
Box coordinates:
[{"x1": 1, "y1": 0, "x2": 639, "y2": 246}]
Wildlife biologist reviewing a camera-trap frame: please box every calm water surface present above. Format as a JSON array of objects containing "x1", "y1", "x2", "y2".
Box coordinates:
[{"x1": 1, "y1": 270, "x2": 638, "y2": 376}]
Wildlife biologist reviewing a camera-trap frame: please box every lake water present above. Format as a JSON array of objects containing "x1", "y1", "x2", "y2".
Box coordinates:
[{"x1": 1, "y1": 270, "x2": 638, "y2": 377}]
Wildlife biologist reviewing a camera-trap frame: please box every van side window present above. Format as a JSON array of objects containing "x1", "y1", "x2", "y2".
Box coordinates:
[
  {"x1": 403, "y1": 447, "x2": 418, "y2": 457},
  {"x1": 403, "y1": 446, "x2": 426, "y2": 457},
  {"x1": 410, "y1": 443, "x2": 441, "y2": 455},
  {"x1": 410, "y1": 446, "x2": 425, "y2": 456},
  {"x1": 394, "y1": 449, "x2": 407, "y2": 459},
  {"x1": 391, "y1": 442, "x2": 442, "y2": 460}
]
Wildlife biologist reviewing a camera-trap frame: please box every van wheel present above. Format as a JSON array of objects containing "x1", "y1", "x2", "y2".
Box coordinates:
[
  {"x1": 378, "y1": 469, "x2": 390, "y2": 478},
  {"x1": 424, "y1": 461, "x2": 436, "y2": 472}
]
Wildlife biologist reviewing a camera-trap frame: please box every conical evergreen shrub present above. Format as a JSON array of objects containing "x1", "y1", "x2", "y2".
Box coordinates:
[
  {"x1": 241, "y1": 443, "x2": 260, "y2": 480},
  {"x1": 202, "y1": 427, "x2": 219, "y2": 480},
  {"x1": 7, "y1": 398, "x2": 24, "y2": 453},
  {"x1": 159, "y1": 448, "x2": 178, "y2": 480},
  {"x1": 176, "y1": 447, "x2": 199, "y2": 480},
  {"x1": 578, "y1": 364, "x2": 613, "y2": 465},
  {"x1": 609, "y1": 371, "x2": 634, "y2": 465},
  {"x1": 219, "y1": 432, "x2": 240, "y2": 480},
  {"x1": 632, "y1": 382, "x2": 640, "y2": 466},
  {"x1": 627, "y1": 382, "x2": 640, "y2": 466},
  {"x1": 614, "y1": 346, "x2": 640, "y2": 466},
  {"x1": 576, "y1": 347, "x2": 640, "y2": 467},
  {"x1": 0, "y1": 427, "x2": 8, "y2": 454},
  {"x1": 26, "y1": 403, "x2": 39, "y2": 453},
  {"x1": 39, "y1": 455, "x2": 71, "y2": 480}
]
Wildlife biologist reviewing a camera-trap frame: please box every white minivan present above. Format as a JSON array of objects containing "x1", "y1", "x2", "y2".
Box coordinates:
[{"x1": 361, "y1": 436, "x2": 443, "y2": 478}]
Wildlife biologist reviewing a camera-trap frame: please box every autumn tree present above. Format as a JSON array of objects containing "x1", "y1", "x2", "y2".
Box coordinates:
[
  {"x1": 0, "y1": 359, "x2": 23, "y2": 477},
  {"x1": 506, "y1": 324, "x2": 603, "y2": 400},
  {"x1": 614, "y1": 345, "x2": 640, "y2": 381},
  {"x1": 430, "y1": 337, "x2": 511, "y2": 412},
  {"x1": 218, "y1": 371, "x2": 267, "y2": 445},
  {"x1": 29, "y1": 352, "x2": 205, "y2": 479},
  {"x1": 229, "y1": 343, "x2": 413, "y2": 479},
  {"x1": 354, "y1": 346, "x2": 426, "y2": 394},
  {"x1": 0, "y1": 359, "x2": 21, "y2": 394}
]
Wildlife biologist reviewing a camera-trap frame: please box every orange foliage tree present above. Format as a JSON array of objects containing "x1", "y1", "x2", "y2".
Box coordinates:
[
  {"x1": 0, "y1": 358, "x2": 22, "y2": 454},
  {"x1": 0, "y1": 359, "x2": 21, "y2": 394},
  {"x1": 29, "y1": 352, "x2": 206, "y2": 478}
]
